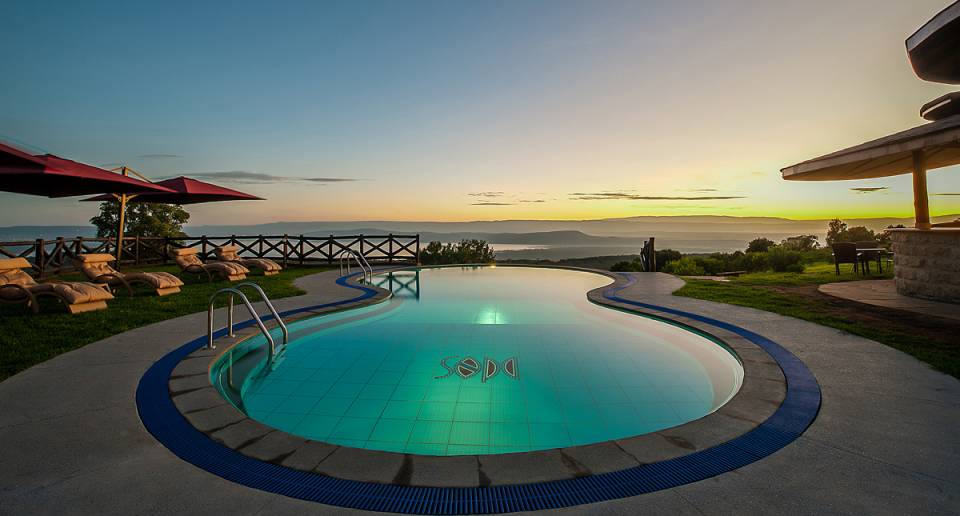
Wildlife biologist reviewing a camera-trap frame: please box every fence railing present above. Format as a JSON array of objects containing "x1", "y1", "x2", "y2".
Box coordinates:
[{"x1": 0, "y1": 234, "x2": 420, "y2": 278}]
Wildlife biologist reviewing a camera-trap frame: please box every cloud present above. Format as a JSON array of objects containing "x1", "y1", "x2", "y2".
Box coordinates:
[
  {"x1": 471, "y1": 202, "x2": 515, "y2": 206},
  {"x1": 932, "y1": 193, "x2": 960, "y2": 196},
  {"x1": 850, "y1": 187, "x2": 888, "y2": 193},
  {"x1": 468, "y1": 191, "x2": 505, "y2": 198},
  {"x1": 569, "y1": 191, "x2": 745, "y2": 201},
  {"x1": 138, "y1": 153, "x2": 182, "y2": 159},
  {"x1": 685, "y1": 188, "x2": 718, "y2": 192},
  {"x1": 518, "y1": 199, "x2": 546, "y2": 203},
  {"x1": 177, "y1": 170, "x2": 359, "y2": 184}
]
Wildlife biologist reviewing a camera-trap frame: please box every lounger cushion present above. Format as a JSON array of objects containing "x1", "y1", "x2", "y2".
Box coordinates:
[
  {"x1": 43, "y1": 282, "x2": 114, "y2": 304},
  {"x1": 0, "y1": 267, "x2": 36, "y2": 288},
  {"x1": 239, "y1": 258, "x2": 282, "y2": 272},
  {"x1": 0, "y1": 258, "x2": 34, "y2": 276},
  {"x1": 206, "y1": 262, "x2": 249, "y2": 275},
  {"x1": 215, "y1": 246, "x2": 281, "y2": 273},
  {"x1": 125, "y1": 271, "x2": 184, "y2": 289},
  {"x1": 214, "y1": 245, "x2": 242, "y2": 262}
]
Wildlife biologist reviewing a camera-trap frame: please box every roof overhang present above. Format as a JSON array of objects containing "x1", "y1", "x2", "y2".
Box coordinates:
[
  {"x1": 781, "y1": 115, "x2": 960, "y2": 180},
  {"x1": 907, "y1": 1, "x2": 960, "y2": 84}
]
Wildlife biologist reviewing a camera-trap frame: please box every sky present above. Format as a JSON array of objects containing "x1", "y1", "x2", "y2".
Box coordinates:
[{"x1": 1, "y1": 0, "x2": 958, "y2": 226}]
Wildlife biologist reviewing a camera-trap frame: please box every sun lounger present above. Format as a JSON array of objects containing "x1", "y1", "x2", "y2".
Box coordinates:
[
  {"x1": 214, "y1": 245, "x2": 282, "y2": 276},
  {"x1": 170, "y1": 247, "x2": 248, "y2": 282},
  {"x1": 0, "y1": 257, "x2": 114, "y2": 314},
  {"x1": 76, "y1": 254, "x2": 183, "y2": 296}
]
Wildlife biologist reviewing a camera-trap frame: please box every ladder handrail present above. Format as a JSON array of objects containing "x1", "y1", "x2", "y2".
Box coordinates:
[
  {"x1": 208, "y1": 288, "x2": 276, "y2": 358},
  {"x1": 336, "y1": 249, "x2": 371, "y2": 283},
  {"x1": 235, "y1": 282, "x2": 289, "y2": 348}
]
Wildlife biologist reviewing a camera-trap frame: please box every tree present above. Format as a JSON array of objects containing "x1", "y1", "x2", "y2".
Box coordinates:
[
  {"x1": 843, "y1": 226, "x2": 877, "y2": 243},
  {"x1": 780, "y1": 234, "x2": 819, "y2": 252},
  {"x1": 826, "y1": 219, "x2": 847, "y2": 245},
  {"x1": 879, "y1": 224, "x2": 905, "y2": 246},
  {"x1": 746, "y1": 237, "x2": 775, "y2": 253},
  {"x1": 90, "y1": 201, "x2": 190, "y2": 238}
]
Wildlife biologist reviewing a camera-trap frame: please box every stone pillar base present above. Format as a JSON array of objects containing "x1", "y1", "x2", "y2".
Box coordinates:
[{"x1": 888, "y1": 228, "x2": 960, "y2": 304}]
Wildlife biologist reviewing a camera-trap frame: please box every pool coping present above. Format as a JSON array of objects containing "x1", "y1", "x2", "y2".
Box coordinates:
[{"x1": 139, "y1": 266, "x2": 820, "y2": 513}]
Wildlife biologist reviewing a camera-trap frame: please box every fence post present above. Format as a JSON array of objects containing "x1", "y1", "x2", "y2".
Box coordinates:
[
  {"x1": 388, "y1": 234, "x2": 394, "y2": 264},
  {"x1": 201, "y1": 236, "x2": 207, "y2": 259},
  {"x1": 231, "y1": 234, "x2": 237, "y2": 246},
  {"x1": 328, "y1": 235, "x2": 333, "y2": 265},
  {"x1": 282, "y1": 234, "x2": 289, "y2": 268},
  {"x1": 416, "y1": 235, "x2": 420, "y2": 265},
  {"x1": 134, "y1": 236, "x2": 141, "y2": 265},
  {"x1": 163, "y1": 236, "x2": 169, "y2": 265},
  {"x1": 359, "y1": 234, "x2": 364, "y2": 259},
  {"x1": 35, "y1": 238, "x2": 45, "y2": 278},
  {"x1": 649, "y1": 237, "x2": 656, "y2": 272},
  {"x1": 54, "y1": 237, "x2": 65, "y2": 275},
  {"x1": 299, "y1": 235, "x2": 305, "y2": 265},
  {"x1": 258, "y1": 235, "x2": 264, "y2": 258}
]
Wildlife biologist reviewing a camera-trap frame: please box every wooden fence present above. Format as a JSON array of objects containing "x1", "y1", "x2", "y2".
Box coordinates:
[{"x1": 0, "y1": 234, "x2": 420, "y2": 278}]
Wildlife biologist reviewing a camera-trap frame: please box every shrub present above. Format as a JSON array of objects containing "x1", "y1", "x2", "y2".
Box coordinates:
[
  {"x1": 662, "y1": 257, "x2": 705, "y2": 276},
  {"x1": 767, "y1": 246, "x2": 803, "y2": 272},
  {"x1": 420, "y1": 239, "x2": 495, "y2": 265},
  {"x1": 655, "y1": 249, "x2": 682, "y2": 267},
  {"x1": 610, "y1": 260, "x2": 639, "y2": 272}
]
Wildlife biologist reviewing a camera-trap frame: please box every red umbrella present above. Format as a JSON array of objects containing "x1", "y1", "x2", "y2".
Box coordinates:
[
  {"x1": 83, "y1": 176, "x2": 264, "y2": 204},
  {"x1": 0, "y1": 142, "x2": 176, "y2": 197},
  {"x1": 83, "y1": 175, "x2": 263, "y2": 267}
]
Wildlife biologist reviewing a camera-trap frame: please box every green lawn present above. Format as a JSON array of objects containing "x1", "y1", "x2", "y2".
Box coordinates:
[
  {"x1": 0, "y1": 264, "x2": 328, "y2": 381},
  {"x1": 674, "y1": 262, "x2": 960, "y2": 379}
]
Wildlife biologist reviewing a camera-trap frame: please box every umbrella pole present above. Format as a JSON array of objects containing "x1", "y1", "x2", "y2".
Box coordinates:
[
  {"x1": 116, "y1": 193, "x2": 127, "y2": 268},
  {"x1": 912, "y1": 150, "x2": 931, "y2": 230}
]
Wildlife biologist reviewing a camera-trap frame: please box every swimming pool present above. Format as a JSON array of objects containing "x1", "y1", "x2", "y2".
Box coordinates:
[{"x1": 211, "y1": 266, "x2": 743, "y2": 456}]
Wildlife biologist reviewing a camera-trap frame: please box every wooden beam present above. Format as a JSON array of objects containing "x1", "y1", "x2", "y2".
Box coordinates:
[{"x1": 912, "y1": 150, "x2": 932, "y2": 229}]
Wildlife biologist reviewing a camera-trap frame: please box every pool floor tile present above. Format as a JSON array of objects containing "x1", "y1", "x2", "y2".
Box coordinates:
[
  {"x1": 409, "y1": 421, "x2": 452, "y2": 444},
  {"x1": 274, "y1": 396, "x2": 321, "y2": 414},
  {"x1": 454, "y1": 403, "x2": 490, "y2": 422},
  {"x1": 418, "y1": 402, "x2": 456, "y2": 421},
  {"x1": 293, "y1": 414, "x2": 341, "y2": 440},
  {"x1": 489, "y1": 422, "x2": 530, "y2": 446},
  {"x1": 390, "y1": 385, "x2": 428, "y2": 401},
  {"x1": 450, "y1": 422, "x2": 489, "y2": 445},
  {"x1": 344, "y1": 398, "x2": 388, "y2": 418},
  {"x1": 381, "y1": 400, "x2": 422, "y2": 419},
  {"x1": 263, "y1": 411, "x2": 308, "y2": 432},
  {"x1": 369, "y1": 419, "x2": 416, "y2": 443},
  {"x1": 357, "y1": 383, "x2": 395, "y2": 400},
  {"x1": 310, "y1": 397, "x2": 355, "y2": 416},
  {"x1": 329, "y1": 417, "x2": 378, "y2": 441},
  {"x1": 529, "y1": 423, "x2": 571, "y2": 448}
]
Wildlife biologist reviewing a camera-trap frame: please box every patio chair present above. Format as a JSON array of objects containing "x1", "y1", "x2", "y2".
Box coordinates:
[
  {"x1": 831, "y1": 243, "x2": 862, "y2": 275},
  {"x1": 170, "y1": 247, "x2": 248, "y2": 282},
  {"x1": 0, "y1": 257, "x2": 114, "y2": 314},
  {"x1": 855, "y1": 241, "x2": 884, "y2": 274},
  {"x1": 214, "y1": 245, "x2": 282, "y2": 276},
  {"x1": 75, "y1": 254, "x2": 183, "y2": 296}
]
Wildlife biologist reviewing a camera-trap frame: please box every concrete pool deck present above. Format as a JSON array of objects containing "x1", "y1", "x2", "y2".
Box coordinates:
[{"x1": 1, "y1": 270, "x2": 958, "y2": 514}]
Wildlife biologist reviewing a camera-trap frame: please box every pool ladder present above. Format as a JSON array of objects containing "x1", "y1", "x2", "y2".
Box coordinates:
[
  {"x1": 336, "y1": 249, "x2": 372, "y2": 283},
  {"x1": 207, "y1": 282, "x2": 289, "y2": 361}
]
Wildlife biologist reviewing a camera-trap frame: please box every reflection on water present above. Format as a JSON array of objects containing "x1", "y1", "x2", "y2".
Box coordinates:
[{"x1": 370, "y1": 270, "x2": 420, "y2": 299}]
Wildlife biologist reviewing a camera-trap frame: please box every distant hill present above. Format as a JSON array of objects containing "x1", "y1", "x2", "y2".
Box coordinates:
[{"x1": 3, "y1": 214, "x2": 956, "y2": 256}]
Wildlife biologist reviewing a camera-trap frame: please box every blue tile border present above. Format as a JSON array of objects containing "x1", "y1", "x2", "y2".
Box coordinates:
[{"x1": 137, "y1": 270, "x2": 821, "y2": 513}]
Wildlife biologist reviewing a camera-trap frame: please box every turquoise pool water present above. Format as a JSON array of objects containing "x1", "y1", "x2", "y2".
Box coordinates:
[{"x1": 211, "y1": 267, "x2": 743, "y2": 456}]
